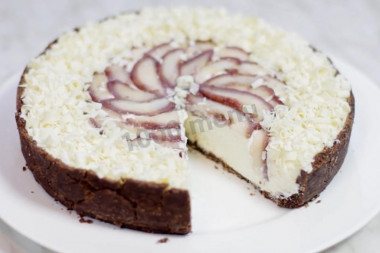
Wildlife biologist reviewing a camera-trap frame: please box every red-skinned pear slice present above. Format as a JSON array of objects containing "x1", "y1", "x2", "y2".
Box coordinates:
[
  {"x1": 262, "y1": 76, "x2": 287, "y2": 99},
  {"x1": 217, "y1": 47, "x2": 249, "y2": 61},
  {"x1": 187, "y1": 41, "x2": 215, "y2": 57},
  {"x1": 237, "y1": 61, "x2": 267, "y2": 75},
  {"x1": 180, "y1": 50, "x2": 213, "y2": 76},
  {"x1": 252, "y1": 86, "x2": 277, "y2": 102},
  {"x1": 219, "y1": 83, "x2": 284, "y2": 107},
  {"x1": 88, "y1": 73, "x2": 114, "y2": 102},
  {"x1": 268, "y1": 95, "x2": 284, "y2": 107},
  {"x1": 199, "y1": 85, "x2": 273, "y2": 121},
  {"x1": 125, "y1": 110, "x2": 181, "y2": 130},
  {"x1": 107, "y1": 80, "x2": 157, "y2": 102},
  {"x1": 186, "y1": 94, "x2": 258, "y2": 137},
  {"x1": 159, "y1": 49, "x2": 185, "y2": 87},
  {"x1": 105, "y1": 65, "x2": 132, "y2": 84},
  {"x1": 223, "y1": 84, "x2": 273, "y2": 99},
  {"x1": 89, "y1": 112, "x2": 131, "y2": 132},
  {"x1": 128, "y1": 125, "x2": 184, "y2": 144},
  {"x1": 204, "y1": 73, "x2": 286, "y2": 100},
  {"x1": 131, "y1": 56, "x2": 166, "y2": 95},
  {"x1": 249, "y1": 129, "x2": 270, "y2": 178},
  {"x1": 204, "y1": 73, "x2": 259, "y2": 87},
  {"x1": 194, "y1": 58, "x2": 241, "y2": 84},
  {"x1": 187, "y1": 94, "x2": 240, "y2": 123},
  {"x1": 146, "y1": 42, "x2": 174, "y2": 60},
  {"x1": 102, "y1": 97, "x2": 175, "y2": 116}
]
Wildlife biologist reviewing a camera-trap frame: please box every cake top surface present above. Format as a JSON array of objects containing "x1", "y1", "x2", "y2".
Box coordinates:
[{"x1": 19, "y1": 7, "x2": 351, "y2": 194}]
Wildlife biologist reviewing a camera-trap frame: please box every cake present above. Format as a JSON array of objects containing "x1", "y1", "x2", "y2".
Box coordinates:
[{"x1": 15, "y1": 7, "x2": 354, "y2": 235}]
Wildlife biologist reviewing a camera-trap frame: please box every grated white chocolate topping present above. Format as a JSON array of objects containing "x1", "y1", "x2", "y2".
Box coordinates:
[{"x1": 20, "y1": 7, "x2": 351, "y2": 195}]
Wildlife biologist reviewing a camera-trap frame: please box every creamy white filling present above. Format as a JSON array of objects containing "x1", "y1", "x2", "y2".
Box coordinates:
[
  {"x1": 20, "y1": 7, "x2": 351, "y2": 195},
  {"x1": 186, "y1": 113, "x2": 258, "y2": 179},
  {"x1": 185, "y1": 113, "x2": 300, "y2": 196}
]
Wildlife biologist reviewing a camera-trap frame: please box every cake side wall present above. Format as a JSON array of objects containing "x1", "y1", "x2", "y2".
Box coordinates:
[
  {"x1": 269, "y1": 93, "x2": 355, "y2": 207},
  {"x1": 16, "y1": 114, "x2": 191, "y2": 234},
  {"x1": 189, "y1": 93, "x2": 354, "y2": 208},
  {"x1": 16, "y1": 75, "x2": 191, "y2": 233}
]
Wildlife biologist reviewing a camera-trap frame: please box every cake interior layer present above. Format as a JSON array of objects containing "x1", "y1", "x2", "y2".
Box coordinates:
[
  {"x1": 185, "y1": 113, "x2": 300, "y2": 197},
  {"x1": 185, "y1": 113, "x2": 259, "y2": 182}
]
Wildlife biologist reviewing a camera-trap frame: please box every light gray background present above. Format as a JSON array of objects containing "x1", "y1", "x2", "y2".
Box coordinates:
[{"x1": 1, "y1": 0, "x2": 379, "y2": 252}]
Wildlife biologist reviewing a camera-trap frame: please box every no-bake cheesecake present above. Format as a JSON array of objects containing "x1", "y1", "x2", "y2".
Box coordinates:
[{"x1": 16, "y1": 7, "x2": 354, "y2": 234}]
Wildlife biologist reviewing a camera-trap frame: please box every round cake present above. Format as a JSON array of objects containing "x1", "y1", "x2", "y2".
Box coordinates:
[{"x1": 16, "y1": 7, "x2": 354, "y2": 234}]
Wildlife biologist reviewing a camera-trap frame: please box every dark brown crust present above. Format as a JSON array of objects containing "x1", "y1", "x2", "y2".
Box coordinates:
[
  {"x1": 190, "y1": 93, "x2": 355, "y2": 208},
  {"x1": 15, "y1": 40, "x2": 191, "y2": 235}
]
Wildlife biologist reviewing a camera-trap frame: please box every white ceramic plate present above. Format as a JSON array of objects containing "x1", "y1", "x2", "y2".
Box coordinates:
[{"x1": 1, "y1": 58, "x2": 380, "y2": 253}]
